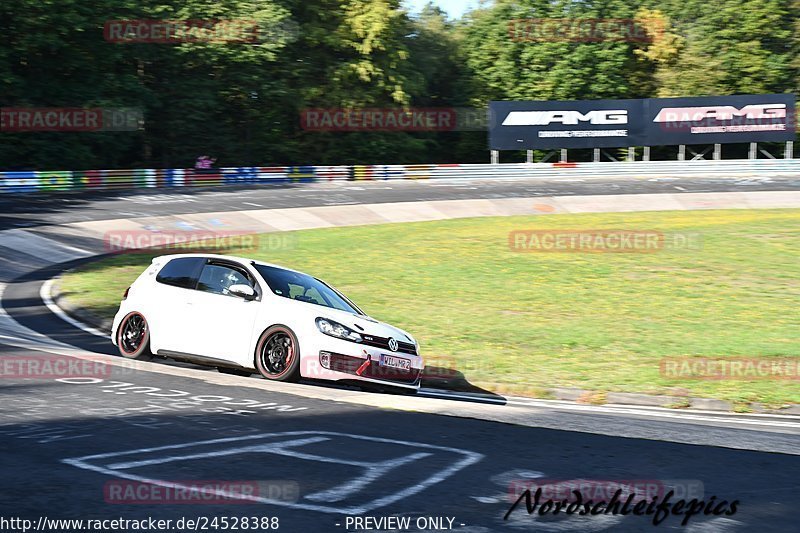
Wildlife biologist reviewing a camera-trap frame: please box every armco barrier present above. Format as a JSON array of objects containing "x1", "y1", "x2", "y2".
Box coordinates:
[{"x1": 1, "y1": 159, "x2": 799, "y2": 193}]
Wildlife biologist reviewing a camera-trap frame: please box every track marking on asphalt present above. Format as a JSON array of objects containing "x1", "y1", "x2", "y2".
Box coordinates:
[
  {"x1": 0, "y1": 282, "x2": 88, "y2": 350},
  {"x1": 63, "y1": 431, "x2": 483, "y2": 514},
  {"x1": 685, "y1": 517, "x2": 744, "y2": 532},
  {"x1": 40, "y1": 278, "x2": 109, "y2": 338}
]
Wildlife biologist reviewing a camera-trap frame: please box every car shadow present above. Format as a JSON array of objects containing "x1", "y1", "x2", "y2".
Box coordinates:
[{"x1": 420, "y1": 365, "x2": 506, "y2": 401}]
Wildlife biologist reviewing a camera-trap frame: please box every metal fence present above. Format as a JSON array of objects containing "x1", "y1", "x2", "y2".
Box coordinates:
[{"x1": 2, "y1": 159, "x2": 799, "y2": 193}]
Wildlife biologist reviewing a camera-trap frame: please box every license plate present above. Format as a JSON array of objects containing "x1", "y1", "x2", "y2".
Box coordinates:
[{"x1": 381, "y1": 355, "x2": 411, "y2": 371}]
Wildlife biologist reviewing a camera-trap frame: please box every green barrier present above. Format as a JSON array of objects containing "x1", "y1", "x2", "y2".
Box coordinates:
[{"x1": 38, "y1": 171, "x2": 73, "y2": 191}]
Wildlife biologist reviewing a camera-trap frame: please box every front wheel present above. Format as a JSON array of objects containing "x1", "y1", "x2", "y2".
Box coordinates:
[
  {"x1": 116, "y1": 312, "x2": 154, "y2": 360},
  {"x1": 254, "y1": 325, "x2": 300, "y2": 382}
]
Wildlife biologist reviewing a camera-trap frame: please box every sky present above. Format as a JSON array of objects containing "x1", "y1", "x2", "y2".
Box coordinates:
[{"x1": 404, "y1": 0, "x2": 481, "y2": 19}]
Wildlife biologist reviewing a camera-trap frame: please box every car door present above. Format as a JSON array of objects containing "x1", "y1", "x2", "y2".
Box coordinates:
[
  {"x1": 149, "y1": 256, "x2": 206, "y2": 353},
  {"x1": 181, "y1": 260, "x2": 261, "y2": 366}
]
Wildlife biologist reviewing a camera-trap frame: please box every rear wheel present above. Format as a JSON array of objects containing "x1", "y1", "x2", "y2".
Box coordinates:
[
  {"x1": 254, "y1": 325, "x2": 300, "y2": 382},
  {"x1": 116, "y1": 312, "x2": 154, "y2": 360}
]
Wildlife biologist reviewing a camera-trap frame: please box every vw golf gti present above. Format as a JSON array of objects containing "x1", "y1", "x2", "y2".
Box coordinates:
[{"x1": 112, "y1": 254, "x2": 423, "y2": 389}]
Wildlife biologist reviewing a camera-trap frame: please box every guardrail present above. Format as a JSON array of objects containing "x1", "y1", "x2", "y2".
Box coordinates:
[{"x1": 1, "y1": 159, "x2": 799, "y2": 193}]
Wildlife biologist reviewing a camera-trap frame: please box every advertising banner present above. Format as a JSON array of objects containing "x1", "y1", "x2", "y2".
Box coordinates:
[
  {"x1": 645, "y1": 93, "x2": 795, "y2": 146},
  {"x1": 489, "y1": 94, "x2": 796, "y2": 150},
  {"x1": 489, "y1": 99, "x2": 646, "y2": 150}
]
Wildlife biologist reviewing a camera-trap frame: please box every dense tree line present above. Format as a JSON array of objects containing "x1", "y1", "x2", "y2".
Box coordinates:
[{"x1": 1, "y1": 0, "x2": 798, "y2": 169}]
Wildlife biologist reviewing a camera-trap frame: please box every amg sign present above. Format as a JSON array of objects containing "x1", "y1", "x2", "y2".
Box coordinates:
[
  {"x1": 502, "y1": 110, "x2": 628, "y2": 126},
  {"x1": 489, "y1": 99, "x2": 644, "y2": 150},
  {"x1": 646, "y1": 95, "x2": 795, "y2": 145},
  {"x1": 652, "y1": 104, "x2": 786, "y2": 123},
  {"x1": 489, "y1": 94, "x2": 795, "y2": 150}
]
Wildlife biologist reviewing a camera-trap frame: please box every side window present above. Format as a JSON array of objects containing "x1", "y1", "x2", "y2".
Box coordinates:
[
  {"x1": 155, "y1": 257, "x2": 204, "y2": 289},
  {"x1": 196, "y1": 263, "x2": 253, "y2": 296}
]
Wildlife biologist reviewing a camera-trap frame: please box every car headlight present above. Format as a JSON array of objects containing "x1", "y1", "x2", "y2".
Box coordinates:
[{"x1": 316, "y1": 318, "x2": 362, "y2": 342}]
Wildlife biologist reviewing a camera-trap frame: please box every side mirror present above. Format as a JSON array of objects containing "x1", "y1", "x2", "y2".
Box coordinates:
[{"x1": 228, "y1": 284, "x2": 256, "y2": 300}]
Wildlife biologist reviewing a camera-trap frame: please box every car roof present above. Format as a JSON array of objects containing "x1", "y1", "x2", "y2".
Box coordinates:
[{"x1": 155, "y1": 253, "x2": 307, "y2": 276}]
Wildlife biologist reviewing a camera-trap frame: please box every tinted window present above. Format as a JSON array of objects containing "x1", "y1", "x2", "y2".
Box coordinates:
[
  {"x1": 197, "y1": 263, "x2": 253, "y2": 296},
  {"x1": 254, "y1": 264, "x2": 362, "y2": 315},
  {"x1": 155, "y1": 257, "x2": 204, "y2": 289}
]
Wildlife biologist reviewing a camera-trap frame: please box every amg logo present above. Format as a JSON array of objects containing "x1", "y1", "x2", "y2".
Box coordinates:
[
  {"x1": 653, "y1": 104, "x2": 786, "y2": 122},
  {"x1": 502, "y1": 110, "x2": 628, "y2": 126}
]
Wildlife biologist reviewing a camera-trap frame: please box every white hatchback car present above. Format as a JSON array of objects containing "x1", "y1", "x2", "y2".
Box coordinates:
[{"x1": 111, "y1": 254, "x2": 424, "y2": 389}]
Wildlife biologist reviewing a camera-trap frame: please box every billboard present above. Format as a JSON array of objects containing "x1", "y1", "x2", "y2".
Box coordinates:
[
  {"x1": 645, "y1": 93, "x2": 795, "y2": 146},
  {"x1": 489, "y1": 94, "x2": 796, "y2": 150},
  {"x1": 489, "y1": 99, "x2": 646, "y2": 150}
]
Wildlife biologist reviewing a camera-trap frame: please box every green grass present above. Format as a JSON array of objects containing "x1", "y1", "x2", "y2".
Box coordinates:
[{"x1": 60, "y1": 209, "x2": 800, "y2": 407}]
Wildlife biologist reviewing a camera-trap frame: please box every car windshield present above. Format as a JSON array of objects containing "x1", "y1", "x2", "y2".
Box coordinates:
[{"x1": 254, "y1": 264, "x2": 363, "y2": 315}]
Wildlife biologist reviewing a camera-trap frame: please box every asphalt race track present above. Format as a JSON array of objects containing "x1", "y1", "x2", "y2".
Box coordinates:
[
  {"x1": 1, "y1": 174, "x2": 799, "y2": 230},
  {"x1": 1, "y1": 175, "x2": 799, "y2": 532}
]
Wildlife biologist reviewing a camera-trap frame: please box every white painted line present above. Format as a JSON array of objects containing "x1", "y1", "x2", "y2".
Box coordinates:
[
  {"x1": 64, "y1": 431, "x2": 484, "y2": 515},
  {"x1": 106, "y1": 436, "x2": 332, "y2": 470},
  {"x1": 419, "y1": 389, "x2": 800, "y2": 428},
  {"x1": 242, "y1": 202, "x2": 263, "y2": 207},
  {"x1": 40, "y1": 278, "x2": 109, "y2": 339},
  {"x1": 500, "y1": 399, "x2": 800, "y2": 429},
  {"x1": 305, "y1": 452, "x2": 431, "y2": 502}
]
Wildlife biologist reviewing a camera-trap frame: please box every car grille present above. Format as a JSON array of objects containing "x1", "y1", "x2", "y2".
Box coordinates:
[
  {"x1": 328, "y1": 352, "x2": 420, "y2": 385},
  {"x1": 359, "y1": 334, "x2": 417, "y2": 355}
]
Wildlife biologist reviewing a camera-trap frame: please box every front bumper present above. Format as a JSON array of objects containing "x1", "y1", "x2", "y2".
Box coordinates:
[
  {"x1": 322, "y1": 351, "x2": 422, "y2": 386},
  {"x1": 301, "y1": 334, "x2": 423, "y2": 389}
]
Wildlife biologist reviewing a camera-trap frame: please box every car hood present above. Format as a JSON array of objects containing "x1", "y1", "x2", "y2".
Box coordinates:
[{"x1": 276, "y1": 298, "x2": 415, "y2": 344}]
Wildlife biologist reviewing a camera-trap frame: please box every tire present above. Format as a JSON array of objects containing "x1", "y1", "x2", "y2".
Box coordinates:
[
  {"x1": 218, "y1": 367, "x2": 254, "y2": 377},
  {"x1": 116, "y1": 312, "x2": 154, "y2": 361},
  {"x1": 254, "y1": 325, "x2": 301, "y2": 382}
]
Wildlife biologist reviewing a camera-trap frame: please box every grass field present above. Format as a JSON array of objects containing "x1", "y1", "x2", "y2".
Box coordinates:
[{"x1": 59, "y1": 209, "x2": 800, "y2": 407}]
